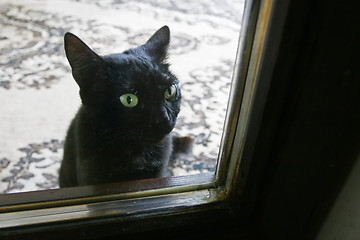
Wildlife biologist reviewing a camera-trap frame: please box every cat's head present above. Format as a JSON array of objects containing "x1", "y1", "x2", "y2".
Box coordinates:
[{"x1": 64, "y1": 26, "x2": 181, "y2": 143}]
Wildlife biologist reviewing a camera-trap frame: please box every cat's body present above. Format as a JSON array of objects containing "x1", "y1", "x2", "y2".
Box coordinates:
[{"x1": 59, "y1": 26, "x2": 184, "y2": 187}]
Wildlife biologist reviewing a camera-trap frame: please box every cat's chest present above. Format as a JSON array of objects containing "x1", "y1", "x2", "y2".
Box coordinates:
[
  {"x1": 87, "y1": 138, "x2": 162, "y2": 161},
  {"x1": 106, "y1": 143, "x2": 165, "y2": 175}
]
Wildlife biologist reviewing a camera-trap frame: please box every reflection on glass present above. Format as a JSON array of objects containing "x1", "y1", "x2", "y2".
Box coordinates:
[{"x1": 0, "y1": 0, "x2": 244, "y2": 193}]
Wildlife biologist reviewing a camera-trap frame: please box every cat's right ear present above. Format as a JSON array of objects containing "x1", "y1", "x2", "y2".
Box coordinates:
[
  {"x1": 144, "y1": 26, "x2": 170, "y2": 63},
  {"x1": 64, "y1": 33, "x2": 104, "y2": 89}
]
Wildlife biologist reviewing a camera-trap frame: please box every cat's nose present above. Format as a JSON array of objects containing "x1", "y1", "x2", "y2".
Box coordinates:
[
  {"x1": 150, "y1": 107, "x2": 171, "y2": 127},
  {"x1": 154, "y1": 109, "x2": 170, "y2": 125}
]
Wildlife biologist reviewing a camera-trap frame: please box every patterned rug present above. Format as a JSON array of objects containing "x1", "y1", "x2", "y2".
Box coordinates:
[{"x1": 0, "y1": 0, "x2": 244, "y2": 193}]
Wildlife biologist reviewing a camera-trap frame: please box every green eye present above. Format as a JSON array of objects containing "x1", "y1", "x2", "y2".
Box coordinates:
[
  {"x1": 119, "y1": 93, "x2": 138, "y2": 108},
  {"x1": 164, "y1": 85, "x2": 177, "y2": 100}
]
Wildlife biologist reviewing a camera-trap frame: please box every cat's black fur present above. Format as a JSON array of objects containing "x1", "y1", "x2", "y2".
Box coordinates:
[{"x1": 59, "y1": 26, "x2": 184, "y2": 187}]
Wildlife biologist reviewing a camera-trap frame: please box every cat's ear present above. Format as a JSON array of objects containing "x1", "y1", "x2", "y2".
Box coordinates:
[
  {"x1": 64, "y1": 32, "x2": 104, "y2": 89},
  {"x1": 144, "y1": 26, "x2": 170, "y2": 63}
]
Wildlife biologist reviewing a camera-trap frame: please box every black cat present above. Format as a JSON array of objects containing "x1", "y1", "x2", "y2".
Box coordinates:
[{"x1": 59, "y1": 26, "x2": 188, "y2": 187}]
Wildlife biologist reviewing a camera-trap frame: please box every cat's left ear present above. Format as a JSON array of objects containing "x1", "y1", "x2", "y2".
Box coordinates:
[{"x1": 144, "y1": 26, "x2": 170, "y2": 63}]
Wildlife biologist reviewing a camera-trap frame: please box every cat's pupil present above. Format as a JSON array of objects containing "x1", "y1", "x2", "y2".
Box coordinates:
[{"x1": 127, "y1": 96, "x2": 132, "y2": 104}]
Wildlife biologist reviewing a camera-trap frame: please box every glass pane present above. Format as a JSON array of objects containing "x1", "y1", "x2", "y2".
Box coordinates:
[{"x1": 0, "y1": 0, "x2": 245, "y2": 193}]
